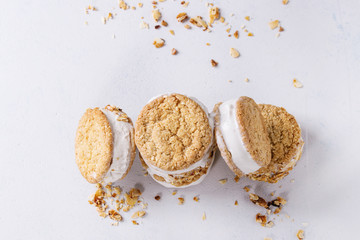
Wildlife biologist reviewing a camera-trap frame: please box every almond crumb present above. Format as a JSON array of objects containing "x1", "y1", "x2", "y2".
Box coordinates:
[
  {"x1": 211, "y1": 59, "x2": 218, "y2": 67},
  {"x1": 219, "y1": 178, "x2": 227, "y2": 184},
  {"x1": 153, "y1": 38, "x2": 165, "y2": 48},
  {"x1": 269, "y1": 20, "x2": 280, "y2": 30},
  {"x1": 177, "y1": 12, "x2": 188, "y2": 22},
  {"x1": 230, "y1": 48, "x2": 240, "y2": 58},
  {"x1": 293, "y1": 79, "x2": 303, "y2": 88},
  {"x1": 297, "y1": 230, "x2": 305, "y2": 239},
  {"x1": 152, "y1": 9, "x2": 161, "y2": 22}
]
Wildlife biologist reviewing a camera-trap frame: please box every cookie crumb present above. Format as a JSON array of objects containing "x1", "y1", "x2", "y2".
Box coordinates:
[
  {"x1": 152, "y1": 9, "x2": 161, "y2": 22},
  {"x1": 209, "y1": 7, "x2": 220, "y2": 24},
  {"x1": 269, "y1": 20, "x2": 280, "y2": 30},
  {"x1": 140, "y1": 21, "x2": 149, "y2": 29},
  {"x1": 177, "y1": 12, "x2": 188, "y2": 22},
  {"x1": 256, "y1": 213, "x2": 267, "y2": 225},
  {"x1": 230, "y1": 48, "x2": 240, "y2": 58},
  {"x1": 161, "y1": 20, "x2": 168, "y2": 26},
  {"x1": 193, "y1": 196, "x2": 199, "y2": 202},
  {"x1": 297, "y1": 230, "x2": 305, "y2": 239},
  {"x1": 243, "y1": 186, "x2": 250, "y2": 192},
  {"x1": 154, "y1": 195, "x2": 161, "y2": 200},
  {"x1": 172, "y1": 191, "x2": 177, "y2": 195},
  {"x1": 234, "y1": 175, "x2": 240, "y2": 182},
  {"x1": 171, "y1": 48, "x2": 178, "y2": 55},
  {"x1": 131, "y1": 210, "x2": 146, "y2": 219},
  {"x1": 132, "y1": 220, "x2": 139, "y2": 225},
  {"x1": 234, "y1": 30, "x2": 239, "y2": 39},
  {"x1": 235, "y1": 200, "x2": 238, "y2": 205},
  {"x1": 184, "y1": 24, "x2": 191, "y2": 29},
  {"x1": 248, "y1": 32, "x2": 254, "y2": 37},
  {"x1": 219, "y1": 178, "x2": 228, "y2": 184},
  {"x1": 244, "y1": 78, "x2": 249, "y2": 82},
  {"x1": 264, "y1": 238, "x2": 272, "y2": 240},
  {"x1": 202, "y1": 212, "x2": 206, "y2": 220},
  {"x1": 169, "y1": 30, "x2": 175, "y2": 35},
  {"x1": 245, "y1": 16, "x2": 250, "y2": 21},
  {"x1": 293, "y1": 79, "x2": 303, "y2": 88},
  {"x1": 249, "y1": 193, "x2": 268, "y2": 209},
  {"x1": 178, "y1": 197, "x2": 185, "y2": 205},
  {"x1": 211, "y1": 59, "x2": 218, "y2": 67},
  {"x1": 282, "y1": 0, "x2": 289, "y2": 5},
  {"x1": 206, "y1": 43, "x2": 211, "y2": 46},
  {"x1": 153, "y1": 38, "x2": 165, "y2": 48}
]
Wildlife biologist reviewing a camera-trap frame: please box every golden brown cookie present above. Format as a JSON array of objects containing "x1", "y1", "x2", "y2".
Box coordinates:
[
  {"x1": 247, "y1": 104, "x2": 304, "y2": 183},
  {"x1": 75, "y1": 105, "x2": 135, "y2": 184},
  {"x1": 214, "y1": 96, "x2": 271, "y2": 177},
  {"x1": 135, "y1": 93, "x2": 214, "y2": 188}
]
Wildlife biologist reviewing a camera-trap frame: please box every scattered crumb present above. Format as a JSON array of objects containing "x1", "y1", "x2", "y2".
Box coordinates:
[
  {"x1": 245, "y1": 16, "x2": 250, "y2": 21},
  {"x1": 269, "y1": 20, "x2": 280, "y2": 30},
  {"x1": 209, "y1": 7, "x2": 220, "y2": 24},
  {"x1": 244, "y1": 78, "x2": 249, "y2": 82},
  {"x1": 132, "y1": 220, "x2": 139, "y2": 225},
  {"x1": 249, "y1": 193, "x2": 268, "y2": 209},
  {"x1": 219, "y1": 178, "x2": 227, "y2": 184},
  {"x1": 219, "y1": 17, "x2": 225, "y2": 23},
  {"x1": 293, "y1": 79, "x2": 303, "y2": 88},
  {"x1": 193, "y1": 196, "x2": 200, "y2": 202},
  {"x1": 234, "y1": 175, "x2": 240, "y2": 182},
  {"x1": 248, "y1": 32, "x2": 254, "y2": 37},
  {"x1": 155, "y1": 25, "x2": 161, "y2": 29},
  {"x1": 270, "y1": 192, "x2": 275, "y2": 196},
  {"x1": 285, "y1": 214, "x2": 291, "y2": 219},
  {"x1": 291, "y1": 179, "x2": 295, "y2": 183},
  {"x1": 169, "y1": 30, "x2": 175, "y2": 35},
  {"x1": 184, "y1": 24, "x2": 191, "y2": 29},
  {"x1": 152, "y1": 9, "x2": 161, "y2": 22},
  {"x1": 243, "y1": 186, "x2": 250, "y2": 192},
  {"x1": 161, "y1": 20, "x2": 168, "y2": 27},
  {"x1": 211, "y1": 59, "x2": 218, "y2": 67},
  {"x1": 101, "y1": 17, "x2": 107, "y2": 24},
  {"x1": 181, "y1": 1, "x2": 189, "y2": 7},
  {"x1": 119, "y1": 0, "x2": 128, "y2": 10},
  {"x1": 153, "y1": 38, "x2": 165, "y2": 48},
  {"x1": 131, "y1": 210, "x2": 146, "y2": 219},
  {"x1": 108, "y1": 209, "x2": 122, "y2": 221},
  {"x1": 264, "y1": 238, "x2": 273, "y2": 240},
  {"x1": 177, "y1": 12, "x2": 189, "y2": 22},
  {"x1": 279, "y1": 26, "x2": 284, "y2": 32},
  {"x1": 84, "y1": 21, "x2": 88, "y2": 25},
  {"x1": 140, "y1": 21, "x2": 149, "y2": 29},
  {"x1": 276, "y1": 32, "x2": 281, "y2": 38},
  {"x1": 138, "y1": 3, "x2": 143, "y2": 7},
  {"x1": 302, "y1": 222, "x2": 309, "y2": 227},
  {"x1": 171, "y1": 48, "x2": 178, "y2": 55},
  {"x1": 228, "y1": 80, "x2": 233, "y2": 83},
  {"x1": 297, "y1": 230, "x2": 305, "y2": 240},
  {"x1": 265, "y1": 221, "x2": 274, "y2": 228},
  {"x1": 206, "y1": 43, "x2": 211, "y2": 46},
  {"x1": 190, "y1": 16, "x2": 208, "y2": 30},
  {"x1": 235, "y1": 200, "x2": 238, "y2": 205},
  {"x1": 154, "y1": 195, "x2": 161, "y2": 200},
  {"x1": 241, "y1": 25, "x2": 246, "y2": 29},
  {"x1": 172, "y1": 191, "x2": 177, "y2": 195},
  {"x1": 282, "y1": 0, "x2": 289, "y2": 5},
  {"x1": 256, "y1": 213, "x2": 267, "y2": 225},
  {"x1": 234, "y1": 30, "x2": 239, "y2": 39},
  {"x1": 178, "y1": 197, "x2": 185, "y2": 205},
  {"x1": 202, "y1": 212, "x2": 206, "y2": 220},
  {"x1": 230, "y1": 48, "x2": 240, "y2": 58}
]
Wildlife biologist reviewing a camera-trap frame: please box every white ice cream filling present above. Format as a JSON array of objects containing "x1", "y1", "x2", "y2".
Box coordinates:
[
  {"x1": 143, "y1": 93, "x2": 215, "y2": 188},
  {"x1": 101, "y1": 108, "x2": 133, "y2": 183},
  {"x1": 218, "y1": 99, "x2": 261, "y2": 174}
]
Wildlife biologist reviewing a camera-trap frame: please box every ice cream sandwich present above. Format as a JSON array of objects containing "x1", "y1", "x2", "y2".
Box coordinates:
[
  {"x1": 135, "y1": 93, "x2": 215, "y2": 188},
  {"x1": 213, "y1": 96, "x2": 271, "y2": 177},
  {"x1": 247, "y1": 104, "x2": 304, "y2": 183},
  {"x1": 75, "y1": 105, "x2": 136, "y2": 184}
]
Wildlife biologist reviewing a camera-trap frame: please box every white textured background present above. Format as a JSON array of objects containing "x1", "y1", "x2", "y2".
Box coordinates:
[{"x1": 1, "y1": 0, "x2": 359, "y2": 239}]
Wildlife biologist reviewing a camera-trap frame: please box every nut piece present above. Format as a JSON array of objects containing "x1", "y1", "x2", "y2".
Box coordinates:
[
  {"x1": 209, "y1": 7, "x2": 220, "y2": 24},
  {"x1": 178, "y1": 197, "x2": 185, "y2": 205},
  {"x1": 293, "y1": 78, "x2": 303, "y2": 88},
  {"x1": 161, "y1": 20, "x2": 168, "y2": 26},
  {"x1": 269, "y1": 20, "x2": 280, "y2": 30},
  {"x1": 211, "y1": 59, "x2": 218, "y2": 67},
  {"x1": 171, "y1": 48, "x2": 178, "y2": 55},
  {"x1": 154, "y1": 195, "x2": 161, "y2": 200},
  {"x1": 249, "y1": 193, "x2": 268, "y2": 209},
  {"x1": 230, "y1": 48, "x2": 240, "y2": 58},
  {"x1": 190, "y1": 16, "x2": 208, "y2": 30},
  {"x1": 219, "y1": 178, "x2": 227, "y2": 184},
  {"x1": 108, "y1": 209, "x2": 122, "y2": 221},
  {"x1": 153, "y1": 38, "x2": 165, "y2": 48},
  {"x1": 131, "y1": 210, "x2": 146, "y2": 219},
  {"x1": 234, "y1": 30, "x2": 239, "y2": 39},
  {"x1": 119, "y1": 0, "x2": 128, "y2": 10},
  {"x1": 256, "y1": 213, "x2": 267, "y2": 224},
  {"x1": 152, "y1": 9, "x2": 161, "y2": 22},
  {"x1": 297, "y1": 230, "x2": 305, "y2": 240},
  {"x1": 177, "y1": 12, "x2": 188, "y2": 22}
]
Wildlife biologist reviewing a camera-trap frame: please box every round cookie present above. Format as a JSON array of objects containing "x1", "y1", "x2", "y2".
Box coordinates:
[
  {"x1": 247, "y1": 104, "x2": 304, "y2": 183},
  {"x1": 214, "y1": 96, "x2": 271, "y2": 177},
  {"x1": 75, "y1": 105, "x2": 135, "y2": 184},
  {"x1": 135, "y1": 93, "x2": 214, "y2": 188}
]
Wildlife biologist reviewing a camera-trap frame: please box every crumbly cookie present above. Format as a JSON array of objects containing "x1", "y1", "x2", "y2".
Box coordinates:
[
  {"x1": 135, "y1": 93, "x2": 212, "y2": 171},
  {"x1": 247, "y1": 104, "x2": 303, "y2": 183},
  {"x1": 214, "y1": 96, "x2": 271, "y2": 177},
  {"x1": 75, "y1": 108, "x2": 113, "y2": 183},
  {"x1": 75, "y1": 106, "x2": 135, "y2": 184}
]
